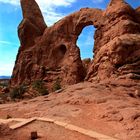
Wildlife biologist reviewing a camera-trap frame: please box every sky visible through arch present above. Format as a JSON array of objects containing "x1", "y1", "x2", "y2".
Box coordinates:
[
  {"x1": 77, "y1": 25, "x2": 95, "y2": 59},
  {"x1": 0, "y1": 0, "x2": 140, "y2": 76}
]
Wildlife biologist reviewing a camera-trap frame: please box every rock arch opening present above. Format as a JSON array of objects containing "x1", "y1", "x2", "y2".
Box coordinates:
[
  {"x1": 76, "y1": 25, "x2": 95, "y2": 60},
  {"x1": 59, "y1": 44, "x2": 67, "y2": 56},
  {"x1": 52, "y1": 44, "x2": 67, "y2": 66}
]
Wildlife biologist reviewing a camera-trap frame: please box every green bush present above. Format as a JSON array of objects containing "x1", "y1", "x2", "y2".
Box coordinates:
[
  {"x1": 10, "y1": 85, "x2": 26, "y2": 99},
  {"x1": 38, "y1": 88, "x2": 49, "y2": 96},
  {"x1": 53, "y1": 79, "x2": 61, "y2": 91},
  {"x1": 32, "y1": 80, "x2": 43, "y2": 89},
  {"x1": 0, "y1": 80, "x2": 9, "y2": 88},
  {"x1": 32, "y1": 80, "x2": 49, "y2": 96}
]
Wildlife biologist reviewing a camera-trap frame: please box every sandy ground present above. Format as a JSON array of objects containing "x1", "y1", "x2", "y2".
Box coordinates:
[
  {"x1": 14, "y1": 121, "x2": 97, "y2": 140},
  {"x1": 0, "y1": 81, "x2": 140, "y2": 140}
]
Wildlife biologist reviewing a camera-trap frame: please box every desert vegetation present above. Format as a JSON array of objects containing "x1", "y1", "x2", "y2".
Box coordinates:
[
  {"x1": 10, "y1": 85, "x2": 27, "y2": 99},
  {"x1": 32, "y1": 80, "x2": 49, "y2": 96},
  {"x1": 53, "y1": 78, "x2": 61, "y2": 91}
]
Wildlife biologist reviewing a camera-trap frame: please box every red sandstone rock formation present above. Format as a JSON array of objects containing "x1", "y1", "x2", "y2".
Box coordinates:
[
  {"x1": 11, "y1": 0, "x2": 140, "y2": 88},
  {"x1": 18, "y1": 0, "x2": 47, "y2": 48},
  {"x1": 87, "y1": 0, "x2": 140, "y2": 82}
]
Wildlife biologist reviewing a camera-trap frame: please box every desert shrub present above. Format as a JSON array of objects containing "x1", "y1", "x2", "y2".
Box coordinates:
[
  {"x1": 82, "y1": 58, "x2": 91, "y2": 72},
  {"x1": 0, "y1": 80, "x2": 9, "y2": 88},
  {"x1": 82, "y1": 58, "x2": 91, "y2": 64},
  {"x1": 53, "y1": 78, "x2": 61, "y2": 91},
  {"x1": 38, "y1": 88, "x2": 49, "y2": 96},
  {"x1": 32, "y1": 80, "x2": 43, "y2": 89},
  {"x1": 10, "y1": 85, "x2": 26, "y2": 99},
  {"x1": 0, "y1": 90, "x2": 11, "y2": 103},
  {"x1": 32, "y1": 80, "x2": 49, "y2": 96}
]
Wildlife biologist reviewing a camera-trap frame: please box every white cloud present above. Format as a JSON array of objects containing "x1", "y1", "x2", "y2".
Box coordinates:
[
  {"x1": 37, "y1": 0, "x2": 77, "y2": 26},
  {"x1": 0, "y1": 0, "x2": 76, "y2": 7},
  {"x1": 0, "y1": 0, "x2": 77, "y2": 26},
  {"x1": 0, "y1": 0, "x2": 19, "y2": 5},
  {"x1": 43, "y1": 11, "x2": 64, "y2": 26},
  {"x1": 0, "y1": 40, "x2": 18, "y2": 46},
  {"x1": 37, "y1": 0, "x2": 76, "y2": 8},
  {"x1": 92, "y1": 0, "x2": 104, "y2": 3},
  {"x1": 0, "y1": 63, "x2": 14, "y2": 75}
]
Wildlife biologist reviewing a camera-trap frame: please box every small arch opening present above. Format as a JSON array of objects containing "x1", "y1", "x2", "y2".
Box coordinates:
[
  {"x1": 52, "y1": 44, "x2": 67, "y2": 66},
  {"x1": 76, "y1": 25, "x2": 95, "y2": 59},
  {"x1": 59, "y1": 44, "x2": 67, "y2": 55}
]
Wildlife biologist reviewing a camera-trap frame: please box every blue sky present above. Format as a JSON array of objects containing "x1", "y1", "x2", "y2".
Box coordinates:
[{"x1": 0, "y1": 0, "x2": 140, "y2": 76}]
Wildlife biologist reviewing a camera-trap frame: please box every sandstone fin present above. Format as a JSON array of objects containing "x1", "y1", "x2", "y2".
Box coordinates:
[
  {"x1": 20, "y1": 0, "x2": 47, "y2": 33},
  {"x1": 108, "y1": 0, "x2": 126, "y2": 6}
]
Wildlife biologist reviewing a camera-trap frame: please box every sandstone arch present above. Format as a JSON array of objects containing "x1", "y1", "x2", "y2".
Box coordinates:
[
  {"x1": 11, "y1": 0, "x2": 103, "y2": 87},
  {"x1": 11, "y1": 0, "x2": 140, "y2": 88}
]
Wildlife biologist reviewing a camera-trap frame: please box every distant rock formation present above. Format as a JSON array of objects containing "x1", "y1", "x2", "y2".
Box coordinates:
[{"x1": 11, "y1": 0, "x2": 140, "y2": 88}]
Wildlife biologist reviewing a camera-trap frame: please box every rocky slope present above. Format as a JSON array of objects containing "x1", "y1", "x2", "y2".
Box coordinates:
[{"x1": 0, "y1": 81, "x2": 140, "y2": 140}]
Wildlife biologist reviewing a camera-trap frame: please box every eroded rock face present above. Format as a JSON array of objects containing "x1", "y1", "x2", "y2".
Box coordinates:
[
  {"x1": 11, "y1": 0, "x2": 140, "y2": 88},
  {"x1": 86, "y1": 0, "x2": 140, "y2": 82},
  {"x1": 0, "y1": 124, "x2": 13, "y2": 136}
]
